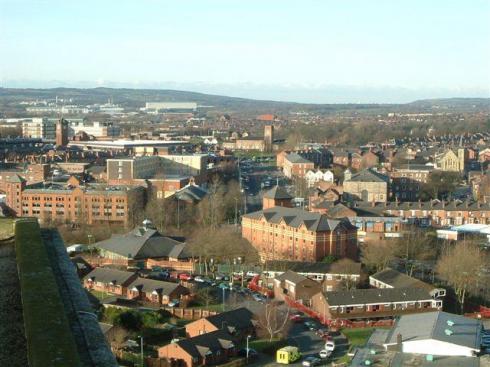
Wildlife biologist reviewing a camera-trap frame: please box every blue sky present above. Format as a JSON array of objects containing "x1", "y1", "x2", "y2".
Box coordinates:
[{"x1": 1, "y1": 0, "x2": 489, "y2": 102}]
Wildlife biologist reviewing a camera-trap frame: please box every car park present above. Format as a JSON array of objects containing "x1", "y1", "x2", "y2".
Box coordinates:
[
  {"x1": 319, "y1": 349, "x2": 332, "y2": 359},
  {"x1": 302, "y1": 356, "x2": 321, "y2": 366},
  {"x1": 325, "y1": 341, "x2": 335, "y2": 352}
]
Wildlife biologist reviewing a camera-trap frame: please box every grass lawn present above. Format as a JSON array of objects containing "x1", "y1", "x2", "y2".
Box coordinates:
[
  {"x1": 0, "y1": 218, "x2": 14, "y2": 240},
  {"x1": 90, "y1": 289, "x2": 110, "y2": 300},
  {"x1": 341, "y1": 327, "x2": 376, "y2": 348}
]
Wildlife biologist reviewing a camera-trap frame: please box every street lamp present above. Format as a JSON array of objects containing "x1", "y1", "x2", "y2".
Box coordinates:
[
  {"x1": 246, "y1": 335, "x2": 252, "y2": 361},
  {"x1": 138, "y1": 335, "x2": 144, "y2": 367}
]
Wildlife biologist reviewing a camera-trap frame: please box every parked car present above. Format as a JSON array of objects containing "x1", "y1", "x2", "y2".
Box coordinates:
[
  {"x1": 246, "y1": 271, "x2": 260, "y2": 277},
  {"x1": 194, "y1": 276, "x2": 205, "y2": 283},
  {"x1": 325, "y1": 341, "x2": 335, "y2": 352},
  {"x1": 319, "y1": 350, "x2": 332, "y2": 359},
  {"x1": 289, "y1": 314, "x2": 304, "y2": 323},
  {"x1": 304, "y1": 321, "x2": 319, "y2": 331},
  {"x1": 215, "y1": 274, "x2": 225, "y2": 281},
  {"x1": 168, "y1": 300, "x2": 180, "y2": 307},
  {"x1": 302, "y1": 356, "x2": 321, "y2": 366},
  {"x1": 178, "y1": 273, "x2": 193, "y2": 281}
]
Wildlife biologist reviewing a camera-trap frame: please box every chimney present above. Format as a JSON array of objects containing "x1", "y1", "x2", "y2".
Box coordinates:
[{"x1": 396, "y1": 333, "x2": 403, "y2": 351}]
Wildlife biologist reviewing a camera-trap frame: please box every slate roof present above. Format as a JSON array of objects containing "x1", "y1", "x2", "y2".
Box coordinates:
[
  {"x1": 263, "y1": 186, "x2": 293, "y2": 200},
  {"x1": 84, "y1": 267, "x2": 136, "y2": 286},
  {"x1": 174, "y1": 184, "x2": 208, "y2": 203},
  {"x1": 204, "y1": 307, "x2": 255, "y2": 333},
  {"x1": 6, "y1": 174, "x2": 26, "y2": 183},
  {"x1": 285, "y1": 152, "x2": 313, "y2": 164},
  {"x1": 325, "y1": 287, "x2": 434, "y2": 306},
  {"x1": 275, "y1": 270, "x2": 308, "y2": 284},
  {"x1": 176, "y1": 329, "x2": 235, "y2": 358},
  {"x1": 354, "y1": 199, "x2": 490, "y2": 212},
  {"x1": 127, "y1": 277, "x2": 187, "y2": 296},
  {"x1": 384, "y1": 311, "x2": 482, "y2": 351},
  {"x1": 95, "y1": 227, "x2": 189, "y2": 260},
  {"x1": 346, "y1": 168, "x2": 389, "y2": 183},
  {"x1": 267, "y1": 260, "x2": 362, "y2": 276},
  {"x1": 371, "y1": 268, "x2": 435, "y2": 291},
  {"x1": 243, "y1": 206, "x2": 356, "y2": 232}
]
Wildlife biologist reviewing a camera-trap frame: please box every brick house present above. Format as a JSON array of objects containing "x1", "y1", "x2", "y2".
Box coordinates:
[
  {"x1": 83, "y1": 267, "x2": 138, "y2": 296},
  {"x1": 185, "y1": 308, "x2": 255, "y2": 339},
  {"x1": 273, "y1": 270, "x2": 321, "y2": 306},
  {"x1": 311, "y1": 288, "x2": 443, "y2": 321},
  {"x1": 389, "y1": 165, "x2": 433, "y2": 201},
  {"x1": 157, "y1": 329, "x2": 237, "y2": 367},
  {"x1": 126, "y1": 277, "x2": 190, "y2": 305},
  {"x1": 282, "y1": 153, "x2": 315, "y2": 179}
]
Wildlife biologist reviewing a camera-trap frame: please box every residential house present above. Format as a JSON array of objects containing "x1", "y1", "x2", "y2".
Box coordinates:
[
  {"x1": 389, "y1": 164, "x2": 433, "y2": 201},
  {"x1": 282, "y1": 153, "x2": 315, "y2": 179},
  {"x1": 127, "y1": 277, "x2": 190, "y2": 305},
  {"x1": 311, "y1": 287, "x2": 443, "y2": 321},
  {"x1": 83, "y1": 267, "x2": 138, "y2": 296},
  {"x1": 273, "y1": 270, "x2": 321, "y2": 306},
  {"x1": 305, "y1": 169, "x2": 334, "y2": 188},
  {"x1": 262, "y1": 260, "x2": 362, "y2": 292},
  {"x1": 370, "y1": 268, "x2": 446, "y2": 299},
  {"x1": 185, "y1": 308, "x2": 255, "y2": 339},
  {"x1": 157, "y1": 329, "x2": 237, "y2": 367},
  {"x1": 262, "y1": 186, "x2": 293, "y2": 210}
]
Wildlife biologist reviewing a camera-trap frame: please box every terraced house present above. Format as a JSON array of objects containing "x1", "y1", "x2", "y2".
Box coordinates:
[
  {"x1": 242, "y1": 190, "x2": 358, "y2": 262},
  {"x1": 354, "y1": 200, "x2": 490, "y2": 226}
]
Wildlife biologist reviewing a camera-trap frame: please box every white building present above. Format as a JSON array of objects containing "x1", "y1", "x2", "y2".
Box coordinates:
[
  {"x1": 305, "y1": 169, "x2": 334, "y2": 187},
  {"x1": 143, "y1": 102, "x2": 197, "y2": 113},
  {"x1": 68, "y1": 121, "x2": 120, "y2": 138},
  {"x1": 383, "y1": 311, "x2": 482, "y2": 357}
]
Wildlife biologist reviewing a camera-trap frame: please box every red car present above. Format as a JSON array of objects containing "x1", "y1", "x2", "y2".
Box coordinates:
[
  {"x1": 289, "y1": 314, "x2": 304, "y2": 323},
  {"x1": 178, "y1": 273, "x2": 193, "y2": 281}
]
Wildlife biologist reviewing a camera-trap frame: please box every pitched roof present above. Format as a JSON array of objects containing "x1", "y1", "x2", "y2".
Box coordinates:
[
  {"x1": 346, "y1": 168, "x2": 389, "y2": 183},
  {"x1": 325, "y1": 287, "x2": 434, "y2": 306},
  {"x1": 95, "y1": 227, "x2": 188, "y2": 260},
  {"x1": 285, "y1": 152, "x2": 313, "y2": 164},
  {"x1": 84, "y1": 267, "x2": 135, "y2": 285},
  {"x1": 267, "y1": 260, "x2": 362, "y2": 275},
  {"x1": 243, "y1": 206, "x2": 356, "y2": 232},
  {"x1": 203, "y1": 307, "x2": 255, "y2": 333},
  {"x1": 275, "y1": 270, "x2": 308, "y2": 284},
  {"x1": 384, "y1": 311, "x2": 482, "y2": 351},
  {"x1": 370, "y1": 268, "x2": 436, "y2": 291},
  {"x1": 127, "y1": 277, "x2": 187, "y2": 296},
  {"x1": 174, "y1": 184, "x2": 208, "y2": 202},
  {"x1": 7, "y1": 174, "x2": 26, "y2": 183},
  {"x1": 263, "y1": 186, "x2": 293, "y2": 200},
  {"x1": 176, "y1": 329, "x2": 235, "y2": 358}
]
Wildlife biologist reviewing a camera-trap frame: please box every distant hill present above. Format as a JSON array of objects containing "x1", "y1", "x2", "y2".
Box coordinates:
[{"x1": 0, "y1": 87, "x2": 488, "y2": 114}]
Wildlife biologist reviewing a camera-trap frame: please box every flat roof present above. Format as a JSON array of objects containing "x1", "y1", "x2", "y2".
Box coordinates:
[{"x1": 68, "y1": 140, "x2": 187, "y2": 149}]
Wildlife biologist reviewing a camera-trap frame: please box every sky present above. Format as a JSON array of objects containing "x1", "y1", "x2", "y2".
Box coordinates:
[{"x1": 1, "y1": 0, "x2": 489, "y2": 103}]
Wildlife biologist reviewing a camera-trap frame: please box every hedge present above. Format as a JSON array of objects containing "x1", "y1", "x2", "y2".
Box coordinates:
[{"x1": 15, "y1": 219, "x2": 82, "y2": 367}]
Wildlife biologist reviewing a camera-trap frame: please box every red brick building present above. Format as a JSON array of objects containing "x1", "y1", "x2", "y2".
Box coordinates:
[{"x1": 242, "y1": 194, "x2": 358, "y2": 262}]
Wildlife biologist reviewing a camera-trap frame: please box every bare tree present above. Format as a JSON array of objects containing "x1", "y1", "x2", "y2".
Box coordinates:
[
  {"x1": 436, "y1": 242, "x2": 487, "y2": 313},
  {"x1": 392, "y1": 229, "x2": 438, "y2": 277},
  {"x1": 258, "y1": 301, "x2": 291, "y2": 342},
  {"x1": 361, "y1": 241, "x2": 395, "y2": 273}
]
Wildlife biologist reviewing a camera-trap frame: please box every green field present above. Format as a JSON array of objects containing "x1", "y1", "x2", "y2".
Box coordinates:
[{"x1": 15, "y1": 219, "x2": 82, "y2": 367}]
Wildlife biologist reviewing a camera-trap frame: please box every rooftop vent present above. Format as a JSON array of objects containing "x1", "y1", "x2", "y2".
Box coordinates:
[
  {"x1": 446, "y1": 320, "x2": 455, "y2": 326},
  {"x1": 444, "y1": 329, "x2": 453, "y2": 336}
]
